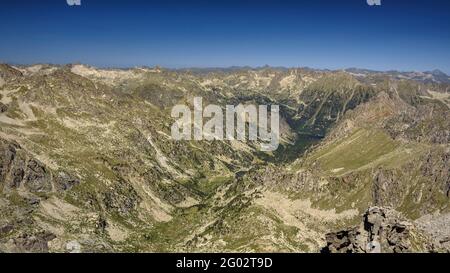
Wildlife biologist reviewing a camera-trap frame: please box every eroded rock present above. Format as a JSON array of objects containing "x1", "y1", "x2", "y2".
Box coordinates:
[{"x1": 322, "y1": 206, "x2": 430, "y2": 253}]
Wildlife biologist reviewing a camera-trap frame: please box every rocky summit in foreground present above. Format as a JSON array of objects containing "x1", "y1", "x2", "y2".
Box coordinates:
[
  {"x1": 322, "y1": 206, "x2": 444, "y2": 253},
  {"x1": 0, "y1": 63, "x2": 449, "y2": 253}
]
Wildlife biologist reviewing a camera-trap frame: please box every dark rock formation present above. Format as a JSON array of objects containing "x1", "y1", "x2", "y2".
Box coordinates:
[
  {"x1": 322, "y1": 227, "x2": 363, "y2": 253},
  {"x1": 0, "y1": 139, "x2": 52, "y2": 193},
  {"x1": 24, "y1": 159, "x2": 52, "y2": 192},
  {"x1": 11, "y1": 232, "x2": 56, "y2": 253},
  {"x1": 102, "y1": 179, "x2": 140, "y2": 216},
  {"x1": 322, "y1": 207, "x2": 430, "y2": 253},
  {"x1": 1, "y1": 138, "x2": 80, "y2": 194},
  {"x1": 55, "y1": 171, "x2": 80, "y2": 192},
  {"x1": 0, "y1": 224, "x2": 13, "y2": 235},
  {"x1": 0, "y1": 102, "x2": 7, "y2": 113}
]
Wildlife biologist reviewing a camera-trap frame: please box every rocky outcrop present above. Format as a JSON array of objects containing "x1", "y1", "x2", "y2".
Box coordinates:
[
  {"x1": 0, "y1": 139, "x2": 52, "y2": 193},
  {"x1": 296, "y1": 74, "x2": 376, "y2": 137},
  {"x1": 0, "y1": 224, "x2": 13, "y2": 235},
  {"x1": 416, "y1": 213, "x2": 450, "y2": 252},
  {"x1": 0, "y1": 138, "x2": 81, "y2": 194},
  {"x1": 5, "y1": 232, "x2": 56, "y2": 253},
  {"x1": 421, "y1": 150, "x2": 450, "y2": 197},
  {"x1": 55, "y1": 171, "x2": 80, "y2": 192},
  {"x1": 372, "y1": 169, "x2": 406, "y2": 208},
  {"x1": 101, "y1": 179, "x2": 140, "y2": 216},
  {"x1": 370, "y1": 148, "x2": 449, "y2": 216},
  {"x1": 322, "y1": 207, "x2": 431, "y2": 253},
  {"x1": 384, "y1": 100, "x2": 450, "y2": 144},
  {"x1": 0, "y1": 64, "x2": 23, "y2": 81},
  {"x1": 0, "y1": 102, "x2": 7, "y2": 113}
]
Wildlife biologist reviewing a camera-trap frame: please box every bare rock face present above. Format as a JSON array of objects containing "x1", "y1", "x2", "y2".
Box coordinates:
[
  {"x1": 384, "y1": 101, "x2": 450, "y2": 145},
  {"x1": 323, "y1": 227, "x2": 363, "y2": 253},
  {"x1": 322, "y1": 207, "x2": 430, "y2": 253},
  {"x1": 24, "y1": 159, "x2": 52, "y2": 192},
  {"x1": 0, "y1": 138, "x2": 81, "y2": 194},
  {"x1": 0, "y1": 140, "x2": 52, "y2": 193},
  {"x1": 372, "y1": 170, "x2": 405, "y2": 208}
]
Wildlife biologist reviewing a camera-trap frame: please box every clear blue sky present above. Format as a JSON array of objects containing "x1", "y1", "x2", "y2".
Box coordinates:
[{"x1": 1, "y1": 0, "x2": 449, "y2": 73}]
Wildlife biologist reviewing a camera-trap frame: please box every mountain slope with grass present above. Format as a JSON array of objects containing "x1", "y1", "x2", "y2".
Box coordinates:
[{"x1": 0, "y1": 64, "x2": 448, "y2": 252}]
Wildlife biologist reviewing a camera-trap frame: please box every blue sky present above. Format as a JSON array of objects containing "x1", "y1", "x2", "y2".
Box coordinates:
[{"x1": 1, "y1": 0, "x2": 449, "y2": 73}]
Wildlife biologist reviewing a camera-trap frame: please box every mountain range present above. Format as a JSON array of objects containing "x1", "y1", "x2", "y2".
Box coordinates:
[{"x1": 0, "y1": 63, "x2": 449, "y2": 253}]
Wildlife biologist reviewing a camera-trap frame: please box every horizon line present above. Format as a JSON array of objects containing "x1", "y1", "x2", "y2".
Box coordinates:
[{"x1": 2, "y1": 62, "x2": 448, "y2": 76}]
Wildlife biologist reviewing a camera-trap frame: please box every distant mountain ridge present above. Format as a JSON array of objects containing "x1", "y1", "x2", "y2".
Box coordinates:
[{"x1": 3, "y1": 63, "x2": 449, "y2": 84}]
